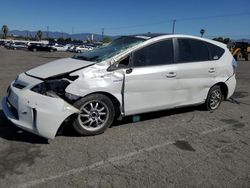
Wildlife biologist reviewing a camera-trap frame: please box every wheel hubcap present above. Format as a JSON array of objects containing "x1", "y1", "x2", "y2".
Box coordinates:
[
  {"x1": 209, "y1": 89, "x2": 222, "y2": 109},
  {"x1": 78, "y1": 101, "x2": 108, "y2": 131}
]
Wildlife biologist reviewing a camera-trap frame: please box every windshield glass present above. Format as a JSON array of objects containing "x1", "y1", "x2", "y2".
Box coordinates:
[{"x1": 73, "y1": 36, "x2": 145, "y2": 62}]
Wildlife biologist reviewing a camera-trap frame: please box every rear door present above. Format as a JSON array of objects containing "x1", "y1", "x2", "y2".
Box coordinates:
[
  {"x1": 174, "y1": 38, "x2": 216, "y2": 105},
  {"x1": 124, "y1": 39, "x2": 179, "y2": 115}
]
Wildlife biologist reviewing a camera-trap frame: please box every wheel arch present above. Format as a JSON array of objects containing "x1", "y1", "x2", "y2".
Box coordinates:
[
  {"x1": 56, "y1": 91, "x2": 121, "y2": 136},
  {"x1": 82, "y1": 91, "x2": 122, "y2": 117},
  {"x1": 211, "y1": 82, "x2": 228, "y2": 100}
]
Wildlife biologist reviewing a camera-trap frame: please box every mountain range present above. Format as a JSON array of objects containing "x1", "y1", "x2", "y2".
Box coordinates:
[
  {"x1": 6, "y1": 30, "x2": 250, "y2": 43},
  {"x1": 8, "y1": 30, "x2": 112, "y2": 41}
]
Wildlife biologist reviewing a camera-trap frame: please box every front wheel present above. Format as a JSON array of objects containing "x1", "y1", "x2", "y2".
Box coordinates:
[
  {"x1": 72, "y1": 94, "x2": 115, "y2": 136},
  {"x1": 205, "y1": 85, "x2": 223, "y2": 110}
]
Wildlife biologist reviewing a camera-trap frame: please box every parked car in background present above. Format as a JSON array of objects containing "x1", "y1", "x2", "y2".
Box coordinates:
[
  {"x1": 50, "y1": 44, "x2": 68, "y2": 52},
  {"x1": 68, "y1": 45, "x2": 79, "y2": 52},
  {"x1": 4, "y1": 41, "x2": 14, "y2": 49},
  {"x1": 9, "y1": 42, "x2": 27, "y2": 50},
  {"x1": 64, "y1": 44, "x2": 74, "y2": 51},
  {"x1": 0, "y1": 41, "x2": 5, "y2": 46},
  {"x1": 28, "y1": 44, "x2": 56, "y2": 52},
  {"x1": 75, "y1": 45, "x2": 94, "y2": 53},
  {"x1": 2, "y1": 34, "x2": 237, "y2": 139}
]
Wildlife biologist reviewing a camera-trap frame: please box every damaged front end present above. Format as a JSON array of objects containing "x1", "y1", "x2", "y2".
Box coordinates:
[
  {"x1": 30, "y1": 77, "x2": 80, "y2": 103},
  {"x1": 1, "y1": 72, "x2": 81, "y2": 139}
]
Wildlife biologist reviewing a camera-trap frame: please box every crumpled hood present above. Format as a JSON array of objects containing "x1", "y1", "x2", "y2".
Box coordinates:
[{"x1": 26, "y1": 58, "x2": 94, "y2": 79}]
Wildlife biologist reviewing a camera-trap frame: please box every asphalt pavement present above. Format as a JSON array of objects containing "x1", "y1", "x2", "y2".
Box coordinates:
[{"x1": 0, "y1": 47, "x2": 249, "y2": 188}]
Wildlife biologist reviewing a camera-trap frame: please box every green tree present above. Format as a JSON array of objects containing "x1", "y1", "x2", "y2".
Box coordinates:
[
  {"x1": 2, "y1": 25, "x2": 9, "y2": 39},
  {"x1": 212, "y1": 37, "x2": 231, "y2": 44},
  {"x1": 103, "y1": 36, "x2": 112, "y2": 43},
  {"x1": 57, "y1": 37, "x2": 65, "y2": 43},
  {"x1": 223, "y1": 38, "x2": 231, "y2": 44},
  {"x1": 65, "y1": 38, "x2": 72, "y2": 43},
  {"x1": 36, "y1": 30, "x2": 43, "y2": 41}
]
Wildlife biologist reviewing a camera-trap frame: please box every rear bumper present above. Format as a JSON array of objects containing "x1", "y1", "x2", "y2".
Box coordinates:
[
  {"x1": 2, "y1": 83, "x2": 79, "y2": 139},
  {"x1": 225, "y1": 74, "x2": 236, "y2": 99}
]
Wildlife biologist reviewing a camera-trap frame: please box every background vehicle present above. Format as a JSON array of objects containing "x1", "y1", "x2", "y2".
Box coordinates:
[
  {"x1": 28, "y1": 44, "x2": 56, "y2": 52},
  {"x1": 9, "y1": 42, "x2": 27, "y2": 50},
  {"x1": 50, "y1": 44, "x2": 68, "y2": 51},
  {"x1": 4, "y1": 41, "x2": 13, "y2": 49},
  {"x1": 74, "y1": 45, "x2": 94, "y2": 53},
  {"x1": 0, "y1": 41, "x2": 5, "y2": 46},
  {"x1": 228, "y1": 42, "x2": 250, "y2": 61}
]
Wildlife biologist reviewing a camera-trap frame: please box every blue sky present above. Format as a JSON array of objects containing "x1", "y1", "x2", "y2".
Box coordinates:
[{"x1": 1, "y1": 0, "x2": 250, "y2": 38}]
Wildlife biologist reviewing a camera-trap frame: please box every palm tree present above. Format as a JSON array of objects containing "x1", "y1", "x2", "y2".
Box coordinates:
[
  {"x1": 2, "y1": 25, "x2": 9, "y2": 39},
  {"x1": 200, "y1": 29, "x2": 205, "y2": 37},
  {"x1": 37, "y1": 30, "x2": 43, "y2": 41}
]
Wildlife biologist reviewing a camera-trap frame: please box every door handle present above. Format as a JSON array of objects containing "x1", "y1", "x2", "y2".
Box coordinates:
[
  {"x1": 208, "y1": 68, "x2": 215, "y2": 73},
  {"x1": 166, "y1": 72, "x2": 177, "y2": 78},
  {"x1": 126, "y1": 68, "x2": 133, "y2": 74}
]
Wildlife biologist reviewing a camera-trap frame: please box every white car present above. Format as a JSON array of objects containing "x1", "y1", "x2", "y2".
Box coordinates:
[
  {"x1": 75, "y1": 45, "x2": 93, "y2": 53},
  {"x1": 51, "y1": 44, "x2": 68, "y2": 51},
  {"x1": 2, "y1": 34, "x2": 236, "y2": 139}
]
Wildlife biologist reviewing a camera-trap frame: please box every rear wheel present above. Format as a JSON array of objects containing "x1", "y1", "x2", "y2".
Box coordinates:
[
  {"x1": 205, "y1": 85, "x2": 223, "y2": 110},
  {"x1": 72, "y1": 94, "x2": 115, "y2": 136},
  {"x1": 33, "y1": 48, "x2": 37, "y2": 52}
]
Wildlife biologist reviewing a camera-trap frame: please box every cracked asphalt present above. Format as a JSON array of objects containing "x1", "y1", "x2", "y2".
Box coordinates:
[{"x1": 0, "y1": 47, "x2": 250, "y2": 188}]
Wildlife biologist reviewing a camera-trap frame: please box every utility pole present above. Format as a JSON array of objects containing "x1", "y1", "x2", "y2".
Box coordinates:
[
  {"x1": 101, "y1": 28, "x2": 104, "y2": 41},
  {"x1": 172, "y1": 19, "x2": 176, "y2": 34},
  {"x1": 47, "y1": 26, "x2": 49, "y2": 38}
]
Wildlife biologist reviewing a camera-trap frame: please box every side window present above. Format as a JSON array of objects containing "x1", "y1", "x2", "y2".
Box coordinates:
[
  {"x1": 133, "y1": 39, "x2": 173, "y2": 67},
  {"x1": 177, "y1": 38, "x2": 209, "y2": 63},
  {"x1": 118, "y1": 56, "x2": 130, "y2": 68},
  {"x1": 206, "y1": 42, "x2": 225, "y2": 60}
]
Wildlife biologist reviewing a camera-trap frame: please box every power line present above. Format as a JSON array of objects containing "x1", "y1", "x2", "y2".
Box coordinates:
[
  {"x1": 46, "y1": 12, "x2": 250, "y2": 36},
  {"x1": 103, "y1": 12, "x2": 250, "y2": 32},
  {"x1": 175, "y1": 12, "x2": 250, "y2": 22}
]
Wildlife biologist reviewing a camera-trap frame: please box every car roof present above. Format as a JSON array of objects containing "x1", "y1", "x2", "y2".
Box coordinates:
[{"x1": 126, "y1": 33, "x2": 170, "y2": 40}]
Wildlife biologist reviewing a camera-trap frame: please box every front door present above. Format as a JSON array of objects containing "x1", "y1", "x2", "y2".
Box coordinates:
[{"x1": 124, "y1": 39, "x2": 179, "y2": 115}]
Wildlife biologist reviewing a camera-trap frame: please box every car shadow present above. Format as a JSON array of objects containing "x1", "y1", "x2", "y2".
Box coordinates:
[
  {"x1": 0, "y1": 110, "x2": 48, "y2": 144},
  {"x1": 60, "y1": 105, "x2": 201, "y2": 137},
  {"x1": 0, "y1": 105, "x2": 201, "y2": 140},
  {"x1": 114, "y1": 105, "x2": 201, "y2": 126}
]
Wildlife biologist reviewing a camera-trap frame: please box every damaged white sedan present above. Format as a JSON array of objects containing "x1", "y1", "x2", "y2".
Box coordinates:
[{"x1": 2, "y1": 34, "x2": 236, "y2": 139}]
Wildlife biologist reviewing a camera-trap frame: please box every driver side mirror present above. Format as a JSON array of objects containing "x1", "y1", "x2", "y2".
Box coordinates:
[{"x1": 107, "y1": 55, "x2": 131, "y2": 72}]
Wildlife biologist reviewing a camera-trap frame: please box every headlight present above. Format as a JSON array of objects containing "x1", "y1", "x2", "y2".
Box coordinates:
[{"x1": 31, "y1": 79, "x2": 70, "y2": 97}]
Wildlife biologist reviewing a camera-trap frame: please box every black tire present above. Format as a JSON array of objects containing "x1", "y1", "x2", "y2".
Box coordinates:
[
  {"x1": 205, "y1": 85, "x2": 223, "y2": 111},
  {"x1": 33, "y1": 48, "x2": 37, "y2": 52},
  {"x1": 72, "y1": 94, "x2": 115, "y2": 136},
  {"x1": 50, "y1": 48, "x2": 53, "y2": 52}
]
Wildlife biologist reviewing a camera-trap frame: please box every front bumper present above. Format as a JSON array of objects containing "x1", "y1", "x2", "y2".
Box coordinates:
[{"x1": 2, "y1": 81, "x2": 79, "y2": 139}]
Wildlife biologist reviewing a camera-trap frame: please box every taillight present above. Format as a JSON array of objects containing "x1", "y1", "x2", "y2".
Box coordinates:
[{"x1": 232, "y1": 58, "x2": 237, "y2": 74}]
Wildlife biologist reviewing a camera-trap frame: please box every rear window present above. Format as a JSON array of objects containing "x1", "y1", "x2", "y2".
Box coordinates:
[
  {"x1": 206, "y1": 42, "x2": 225, "y2": 60},
  {"x1": 177, "y1": 38, "x2": 210, "y2": 63}
]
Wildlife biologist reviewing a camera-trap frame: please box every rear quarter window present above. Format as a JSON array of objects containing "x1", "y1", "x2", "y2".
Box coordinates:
[
  {"x1": 177, "y1": 38, "x2": 210, "y2": 63},
  {"x1": 206, "y1": 42, "x2": 225, "y2": 60}
]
